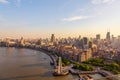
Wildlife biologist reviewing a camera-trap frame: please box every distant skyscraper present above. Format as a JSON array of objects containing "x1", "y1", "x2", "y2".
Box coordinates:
[
  {"x1": 111, "y1": 35, "x2": 114, "y2": 41},
  {"x1": 106, "y1": 32, "x2": 110, "y2": 40},
  {"x1": 118, "y1": 35, "x2": 120, "y2": 40},
  {"x1": 83, "y1": 37, "x2": 88, "y2": 45},
  {"x1": 96, "y1": 34, "x2": 100, "y2": 40},
  {"x1": 88, "y1": 41, "x2": 93, "y2": 48},
  {"x1": 51, "y1": 34, "x2": 55, "y2": 42},
  {"x1": 20, "y1": 37, "x2": 24, "y2": 46},
  {"x1": 78, "y1": 35, "x2": 81, "y2": 40}
]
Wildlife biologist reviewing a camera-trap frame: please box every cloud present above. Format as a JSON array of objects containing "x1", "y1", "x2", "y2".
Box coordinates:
[
  {"x1": 91, "y1": 0, "x2": 116, "y2": 4},
  {"x1": 0, "y1": 0, "x2": 9, "y2": 3},
  {"x1": 61, "y1": 16, "x2": 91, "y2": 22}
]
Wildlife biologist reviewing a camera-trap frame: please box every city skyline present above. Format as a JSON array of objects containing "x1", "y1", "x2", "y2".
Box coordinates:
[{"x1": 0, "y1": 0, "x2": 120, "y2": 38}]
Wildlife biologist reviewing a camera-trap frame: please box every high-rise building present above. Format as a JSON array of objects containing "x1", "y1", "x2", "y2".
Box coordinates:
[
  {"x1": 78, "y1": 35, "x2": 81, "y2": 40},
  {"x1": 83, "y1": 37, "x2": 88, "y2": 45},
  {"x1": 88, "y1": 41, "x2": 93, "y2": 48},
  {"x1": 78, "y1": 49, "x2": 92, "y2": 62},
  {"x1": 51, "y1": 34, "x2": 55, "y2": 42},
  {"x1": 106, "y1": 32, "x2": 110, "y2": 40},
  {"x1": 82, "y1": 37, "x2": 89, "y2": 49},
  {"x1": 111, "y1": 35, "x2": 115, "y2": 41},
  {"x1": 96, "y1": 34, "x2": 100, "y2": 40},
  {"x1": 20, "y1": 37, "x2": 25, "y2": 46},
  {"x1": 118, "y1": 35, "x2": 120, "y2": 40}
]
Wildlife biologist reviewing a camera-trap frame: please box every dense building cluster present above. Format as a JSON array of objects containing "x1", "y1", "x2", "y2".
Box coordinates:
[{"x1": 0, "y1": 32, "x2": 120, "y2": 63}]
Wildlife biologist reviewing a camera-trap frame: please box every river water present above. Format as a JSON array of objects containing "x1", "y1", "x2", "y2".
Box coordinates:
[{"x1": 0, "y1": 47, "x2": 78, "y2": 80}]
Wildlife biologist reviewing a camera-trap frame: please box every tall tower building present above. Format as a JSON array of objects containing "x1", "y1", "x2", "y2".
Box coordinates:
[
  {"x1": 88, "y1": 41, "x2": 93, "y2": 48},
  {"x1": 96, "y1": 34, "x2": 100, "y2": 40},
  {"x1": 83, "y1": 37, "x2": 88, "y2": 45},
  {"x1": 82, "y1": 37, "x2": 89, "y2": 49},
  {"x1": 111, "y1": 35, "x2": 114, "y2": 41},
  {"x1": 106, "y1": 32, "x2": 110, "y2": 40},
  {"x1": 51, "y1": 34, "x2": 55, "y2": 42},
  {"x1": 20, "y1": 37, "x2": 25, "y2": 46},
  {"x1": 78, "y1": 35, "x2": 81, "y2": 40},
  {"x1": 118, "y1": 35, "x2": 120, "y2": 40}
]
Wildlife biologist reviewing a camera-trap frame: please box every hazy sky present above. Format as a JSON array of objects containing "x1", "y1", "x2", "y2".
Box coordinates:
[{"x1": 0, "y1": 0, "x2": 120, "y2": 39}]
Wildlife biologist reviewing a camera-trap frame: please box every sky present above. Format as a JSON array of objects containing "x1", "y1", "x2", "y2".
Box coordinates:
[{"x1": 0, "y1": 0, "x2": 120, "y2": 39}]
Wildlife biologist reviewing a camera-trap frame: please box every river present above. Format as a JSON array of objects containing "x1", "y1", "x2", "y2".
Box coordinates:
[{"x1": 0, "y1": 47, "x2": 78, "y2": 80}]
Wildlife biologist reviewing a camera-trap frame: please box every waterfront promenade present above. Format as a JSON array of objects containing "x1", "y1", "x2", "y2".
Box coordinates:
[{"x1": 69, "y1": 68, "x2": 113, "y2": 77}]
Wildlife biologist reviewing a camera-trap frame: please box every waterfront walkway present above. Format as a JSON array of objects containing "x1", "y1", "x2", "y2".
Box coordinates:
[
  {"x1": 70, "y1": 69, "x2": 98, "y2": 74},
  {"x1": 69, "y1": 68, "x2": 114, "y2": 77},
  {"x1": 38, "y1": 49, "x2": 57, "y2": 68},
  {"x1": 98, "y1": 70, "x2": 114, "y2": 77}
]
